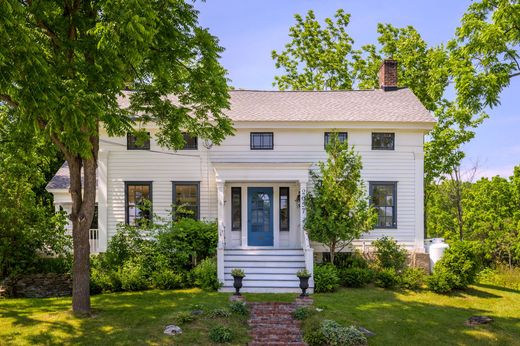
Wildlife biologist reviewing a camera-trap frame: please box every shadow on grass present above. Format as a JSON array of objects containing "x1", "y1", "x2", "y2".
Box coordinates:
[
  {"x1": 312, "y1": 286, "x2": 520, "y2": 346},
  {"x1": 476, "y1": 282, "x2": 520, "y2": 294},
  {"x1": 0, "y1": 289, "x2": 249, "y2": 346}
]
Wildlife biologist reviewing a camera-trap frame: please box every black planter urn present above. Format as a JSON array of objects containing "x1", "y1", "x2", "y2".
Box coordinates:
[
  {"x1": 299, "y1": 276, "x2": 310, "y2": 297},
  {"x1": 233, "y1": 276, "x2": 243, "y2": 296}
]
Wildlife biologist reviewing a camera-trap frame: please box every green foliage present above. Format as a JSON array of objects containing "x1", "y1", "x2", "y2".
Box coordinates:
[
  {"x1": 192, "y1": 258, "x2": 221, "y2": 291},
  {"x1": 304, "y1": 320, "x2": 368, "y2": 346},
  {"x1": 375, "y1": 268, "x2": 400, "y2": 289},
  {"x1": 229, "y1": 301, "x2": 249, "y2": 316},
  {"x1": 173, "y1": 311, "x2": 196, "y2": 325},
  {"x1": 400, "y1": 268, "x2": 426, "y2": 290},
  {"x1": 292, "y1": 307, "x2": 313, "y2": 320},
  {"x1": 314, "y1": 263, "x2": 340, "y2": 293},
  {"x1": 150, "y1": 269, "x2": 184, "y2": 290},
  {"x1": 428, "y1": 241, "x2": 480, "y2": 293},
  {"x1": 296, "y1": 269, "x2": 311, "y2": 278},
  {"x1": 373, "y1": 236, "x2": 408, "y2": 272},
  {"x1": 119, "y1": 260, "x2": 149, "y2": 292},
  {"x1": 208, "y1": 325, "x2": 233, "y2": 343},
  {"x1": 477, "y1": 265, "x2": 520, "y2": 291},
  {"x1": 208, "y1": 308, "x2": 231, "y2": 319},
  {"x1": 305, "y1": 133, "x2": 377, "y2": 264},
  {"x1": 339, "y1": 268, "x2": 374, "y2": 288},
  {"x1": 230, "y1": 268, "x2": 245, "y2": 277}
]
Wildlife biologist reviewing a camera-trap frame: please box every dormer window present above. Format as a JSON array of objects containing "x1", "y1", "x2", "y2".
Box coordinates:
[
  {"x1": 372, "y1": 133, "x2": 395, "y2": 150},
  {"x1": 127, "y1": 132, "x2": 150, "y2": 150},
  {"x1": 182, "y1": 133, "x2": 198, "y2": 150},
  {"x1": 250, "y1": 132, "x2": 273, "y2": 150}
]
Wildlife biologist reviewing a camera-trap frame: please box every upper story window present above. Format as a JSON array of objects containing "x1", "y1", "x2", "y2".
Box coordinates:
[
  {"x1": 324, "y1": 132, "x2": 348, "y2": 148},
  {"x1": 127, "y1": 132, "x2": 150, "y2": 150},
  {"x1": 250, "y1": 132, "x2": 273, "y2": 150},
  {"x1": 125, "y1": 182, "x2": 152, "y2": 225},
  {"x1": 182, "y1": 133, "x2": 198, "y2": 150},
  {"x1": 172, "y1": 182, "x2": 200, "y2": 220},
  {"x1": 372, "y1": 132, "x2": 395, "y2": 150},
  {"x1": 369, "y1": 182, "x2": 397, "y2": 228}
]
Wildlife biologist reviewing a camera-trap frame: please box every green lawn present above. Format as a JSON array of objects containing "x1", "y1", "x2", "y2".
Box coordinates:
[{"x1": 0, "y1": 284, "x2": 519, "y2": 345}]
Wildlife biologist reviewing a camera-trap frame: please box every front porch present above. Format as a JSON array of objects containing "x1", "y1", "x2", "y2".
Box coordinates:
[{"x1": 213, "y1": 163, "x2": 314, "y2": 293}]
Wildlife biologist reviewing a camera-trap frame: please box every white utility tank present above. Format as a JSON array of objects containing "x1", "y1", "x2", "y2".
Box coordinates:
[{"x1": 427, "y1": 238, "x2": 449, "y2": 271}]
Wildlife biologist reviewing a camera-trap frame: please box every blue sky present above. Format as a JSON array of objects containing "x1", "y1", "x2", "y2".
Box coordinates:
[{"x1": 195, "y1": 0, "x2": 519, "y2": 179}]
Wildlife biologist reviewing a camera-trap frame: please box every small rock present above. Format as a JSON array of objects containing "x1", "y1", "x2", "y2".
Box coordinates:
[
  {"x1": 465, "y1": 316, "x2": 494, "y2": 326},
  {"x1": 191, "y1": 310, "x2": 204, "y2": 315},
  {"x1": 315, "y1": 308, "x2": 323, "y2": 312},
  {"x1": 358, "y1": 326, "x2": 376, "y2": 337},
  {"x1": 164, "y1": 325, "x2": 182, "y2": 336}
]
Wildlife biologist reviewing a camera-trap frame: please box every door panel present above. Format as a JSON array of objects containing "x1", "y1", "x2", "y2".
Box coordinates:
[{"x1": 247, "y1": 187, "x2": 274, "y2": 246}]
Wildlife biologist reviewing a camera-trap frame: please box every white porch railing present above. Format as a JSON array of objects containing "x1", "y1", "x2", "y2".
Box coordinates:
[{"x1": 89, "y1": 229, "x2": 100, "y2": 253}]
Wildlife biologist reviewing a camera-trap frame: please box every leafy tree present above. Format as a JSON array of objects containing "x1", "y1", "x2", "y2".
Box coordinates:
[
  {"x1": 304, "y1": 133, "x2": 377, "y2": 264},
  {"x1": 0, "y1": 0, "x2": 232, "y2": 314},
  {"x1": 0, "y1": 113, "x2": 69, "y2": 279}
]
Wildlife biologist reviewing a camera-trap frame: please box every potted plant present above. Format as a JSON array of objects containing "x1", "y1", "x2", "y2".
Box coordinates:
[
  {"x1": 231, "y1": 268, "x2": 245, "y2": 296},
  {"x1": 296, "y1": 269, "x2": 311, "y2": 297}
]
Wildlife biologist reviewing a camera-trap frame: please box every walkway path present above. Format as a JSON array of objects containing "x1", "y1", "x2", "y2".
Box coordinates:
[{"x1": 246, "y1": 297, "x2": 312, "y2": 346}]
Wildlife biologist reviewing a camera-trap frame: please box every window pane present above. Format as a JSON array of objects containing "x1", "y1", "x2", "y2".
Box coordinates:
[
  {"x1": 182, "y1": 133, "x2": 198, "y2": 150},
  {"x1": 372, "y1": 133, "x2": 394, "y2": 150},
  {"x1": 371, "y1": 183, "x2": 396, "y2": 228},
  {"x1": 324, "y1": 132, "x2": 348, "y2": 148},
  {"x1": 251, "y1": 132, "x2": 273, "y2": 150},
  {"x1": 231, "y1": 187, "x2": 241, "y2": 231},
  {"x1": 280, "y1": 187, "x2": 290, "y2": 231},
  {"x1": 174, "y1": 183, "x2": 199, "y2": 220},
  {"x1": 127, "y1": 132, "x2": 151, "y2": 150},
  {"x1": 126, "y1": 183, "x2": 151, "y2": 225}
]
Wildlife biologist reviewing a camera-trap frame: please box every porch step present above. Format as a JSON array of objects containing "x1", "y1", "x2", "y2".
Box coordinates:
[{"x1": 221, "y1": 248, "x2": 312, "y2": 294}]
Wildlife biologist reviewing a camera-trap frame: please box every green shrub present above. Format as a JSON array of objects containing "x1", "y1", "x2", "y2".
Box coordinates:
[
  {"x1": 229, "y1": 301, "x2": 249, "y2": 316},
  {"x1": 208, "y1": 308, "x2": 231, "y2": 318},
  {"x1": 375, "y1": 268, "x2": 400, "y2": 289},
  {"x1": 173, "y1": 311, "x2": 195, "y2": 325},
  {"x1": 209, "y1": 325, "x2": 233, "y2": 343},
  {"x1": 373, "y1": 236, "x2": 408, "y2": 271},
  {"x1": 292, "y1": 307, "x2": 312, "y2": 320},
  {"x1": 119, "y1": 260, "x2": 149, "y2": 291},
  {"x1": 150, "y1": 268, "x2": 184, "y2": 290},
  {"x1": 314, "y1": 263, "x2": 340, "y2": 293},
  {"x1": 304, "y1": 320, "x2": 367, "y2": 346},
  {"x1": 477, "y1": 265, "x2": 520, "y2": 290},
  {"x1": 192, "y1": 257, "x2": 221, "y2": 291},
  {"x1": 428, "y1": 241, "x2": 480, "y2": 293},
  {"x1": 340, "y1": 268, "x2": 374, "y2": 288},
  {"x1": 400, "y1": 267, "x2": 425, "y2": 290}
]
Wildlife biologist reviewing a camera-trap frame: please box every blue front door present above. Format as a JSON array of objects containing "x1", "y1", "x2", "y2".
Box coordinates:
[{"x1": 247, "y1": 187, "x2": 274, "y2": 246}]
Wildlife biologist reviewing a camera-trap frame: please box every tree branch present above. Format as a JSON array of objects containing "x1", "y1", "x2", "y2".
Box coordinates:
[
  {"x1": 0, "y1": 94, "x2": 19, "y2": 108},
  {"x1": 509, "y1": 71, "x2": 520, "y2": 78}
]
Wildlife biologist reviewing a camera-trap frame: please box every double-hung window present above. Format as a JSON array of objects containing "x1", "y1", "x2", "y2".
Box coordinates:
[
  {"x1": 324, "y1": 132, "x2": 348, "y2": 148},
  {"x1": 127, "y1": 132, "x2": 151, "y2": 150},
  {"x1": 172, "y1": 182, "x2": 200, "y2": 220},
  {"x1": 125, "y1": 182, "x2": 153, "y2": 225},
  {"x1": 371, "y1": 133, "x2": 395, "y2": 150},
  {"x1": 369, "y1": 182, "x2": 397, "y2": 228},
  {"x1": 250, "y1": 132, "x2": 273, "y2": 150}
]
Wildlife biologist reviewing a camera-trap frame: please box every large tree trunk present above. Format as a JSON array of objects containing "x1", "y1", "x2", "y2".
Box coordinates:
[{"x1": 67, "y1": 136, "x2": 98, "y2": 315}]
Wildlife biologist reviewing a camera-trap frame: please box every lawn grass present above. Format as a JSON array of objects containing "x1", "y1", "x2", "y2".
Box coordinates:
[
  {"x1": 0, "y1": 288, "x2": 250, "y2": 345},
  {"x1": 1, "y1": 284, "x2": 519, "y2": 345}
]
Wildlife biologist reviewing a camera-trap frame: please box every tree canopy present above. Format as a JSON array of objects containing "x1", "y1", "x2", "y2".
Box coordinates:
[{"x1": 0, "y1": 0, "x2": 233, "y2": 313}]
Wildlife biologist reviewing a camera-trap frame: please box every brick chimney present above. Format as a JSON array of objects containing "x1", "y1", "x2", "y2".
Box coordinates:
[{"x1": 378, "y1": 59, "x2": 398, "y2": 91}]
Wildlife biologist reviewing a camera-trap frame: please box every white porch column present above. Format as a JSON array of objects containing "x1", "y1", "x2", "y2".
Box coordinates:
[
  {"x1": 216, "y1": 180, "x2": 225, "y2": 284},
  {"x1": 299, "y1": 179, "x2": 314, "y2": 288},
  {"x1": 97, "y1": 150, "x2": 109, "y2": 253}
]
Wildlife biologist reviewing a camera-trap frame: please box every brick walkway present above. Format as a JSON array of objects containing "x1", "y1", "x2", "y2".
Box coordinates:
[{"x1": 247, "y1": 297, "x2": 312, "y2": 346}]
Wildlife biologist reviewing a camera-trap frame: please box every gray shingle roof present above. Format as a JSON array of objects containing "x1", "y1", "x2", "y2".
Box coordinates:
[
  {"x1": 46, "y1": 162, "x2": 71, "y2": 190},
  {"x1": 119, "y1": 88, "x2": 435, "y2": 123}
]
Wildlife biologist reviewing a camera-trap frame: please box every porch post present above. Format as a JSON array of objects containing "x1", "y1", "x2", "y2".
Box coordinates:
[
  {"x1": 216, "y1": 180, "x2": 225, "y2": 285},
  {"x1": 299, "y1": 179, "x2": 314, "y2": 288}
]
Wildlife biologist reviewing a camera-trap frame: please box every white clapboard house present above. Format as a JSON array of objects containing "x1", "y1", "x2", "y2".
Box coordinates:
[{"x1": 47, "y1": 60, "x2": 435, "y2": 292}]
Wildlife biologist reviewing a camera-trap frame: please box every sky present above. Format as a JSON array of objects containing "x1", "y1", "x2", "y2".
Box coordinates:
[{"x1": 195, "y1": 0, "x2": 519, "y2": 179}]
